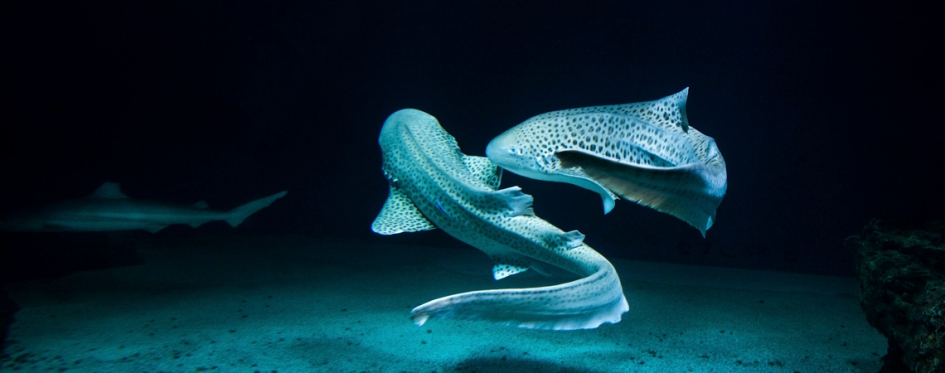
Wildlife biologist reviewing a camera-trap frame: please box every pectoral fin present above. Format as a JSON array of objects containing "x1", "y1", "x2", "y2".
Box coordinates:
[
  {"x1": 463, "y1": 155, "x2": 502, "y2": 190},
  {"x1": 371, "y1": 186, "x2": 436, "y2": 235},
  {"x1": 556, "y1": 149, "x2": 723, "y2": 236}
]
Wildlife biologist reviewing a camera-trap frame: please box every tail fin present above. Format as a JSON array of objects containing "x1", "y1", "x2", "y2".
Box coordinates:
[
  {"x1": 410, "y1": 261, "x2": 628, "y2": 330},
  {"x1": 225, "y1": 190, "x2": 288, "y2": 227}
]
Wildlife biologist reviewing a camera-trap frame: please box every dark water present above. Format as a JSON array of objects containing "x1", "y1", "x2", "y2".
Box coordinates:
[{"x1": 0, "y1": 1, "x2": 941, "y2": 279}]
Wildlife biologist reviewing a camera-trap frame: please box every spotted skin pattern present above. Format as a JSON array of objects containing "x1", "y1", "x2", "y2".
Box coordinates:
[
  {"x1": 372, "y1": 109, "x2": 628, "y2": 330},
  {"x1": 486, "y1": 88, "x2": 727, "y2": 235}
]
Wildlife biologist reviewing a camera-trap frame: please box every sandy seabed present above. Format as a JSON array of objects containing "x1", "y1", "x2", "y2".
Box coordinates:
[{"x1": 2, "y1": 234, "x2": 885, "y2": 373}]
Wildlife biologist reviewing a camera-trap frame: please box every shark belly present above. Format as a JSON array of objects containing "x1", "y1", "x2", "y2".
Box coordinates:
[
  {"x1": 40, "y1": 201, "x2": 223, "y2": 232},
  {"x1": 40, "y1": 215, "x2": 167, "y2": 232}
]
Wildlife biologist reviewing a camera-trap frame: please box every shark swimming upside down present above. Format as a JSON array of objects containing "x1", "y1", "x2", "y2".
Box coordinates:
[
  {"x1": 486, "y1": 88, "x2": 727, "y2": 236},
  {"x1": 372, "y1": 108, "x2": 628, "y2": 330}
]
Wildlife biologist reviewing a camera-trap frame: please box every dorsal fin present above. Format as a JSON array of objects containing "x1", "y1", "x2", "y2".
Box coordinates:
[
  {"x1": 463, "y1": 155, "x2": 502, "y2": 190},
  {"x1": 562, "y1": 230, "x2": 585, "y2": 249},
  {"x1": 494, "y1": 187, "x2": 534, "y2": 217},
  {"x1": 615, "y1": 87, "x2": 690, "y2": 132},
  {"x1": 192, "y1": 200, "x2": 209, "y2": 209},
  {"x1": 89, "y1": 182, "x2": 129, "y2": 199}
]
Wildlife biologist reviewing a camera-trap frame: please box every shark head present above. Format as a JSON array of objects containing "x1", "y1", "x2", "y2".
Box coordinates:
[
  {"x1": 486, "y1": 121, "x2": 622, "y2": 214},
  {"x1": 485, "y1": 127, "x2": 548, "y2": 181},
  {"x1": 486, "y1": 88, "x2": 727, "y2": 235}
]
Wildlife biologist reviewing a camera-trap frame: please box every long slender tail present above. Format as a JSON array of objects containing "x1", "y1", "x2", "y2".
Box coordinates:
[
  {"x1": 225, "y1": 190, "x2": 288, "y2": 227},
  {"x1": 410, "y1": 256, "x2": 628, "y2": 330}
]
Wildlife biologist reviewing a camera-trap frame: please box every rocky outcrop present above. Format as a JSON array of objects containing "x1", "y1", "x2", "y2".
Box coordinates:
[{"x1": 847, "y1": 219, "x2": 945, "y2": 373}]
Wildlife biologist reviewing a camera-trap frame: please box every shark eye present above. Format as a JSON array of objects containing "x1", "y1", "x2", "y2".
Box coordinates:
[{"x1": 509, "y1": 147, "x2": 524, "y2": 155}]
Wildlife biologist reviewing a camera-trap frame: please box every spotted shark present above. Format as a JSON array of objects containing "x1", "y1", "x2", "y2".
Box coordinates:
[
  {"x1": 486, "y1": 88, "x2": 727, "y2": 236},
  {"x1": 372, "y1": 108, "x2": 628, "y2": 330},
  {"x1": 0, "y1": 182, "x2": 288, "y2": 233}
]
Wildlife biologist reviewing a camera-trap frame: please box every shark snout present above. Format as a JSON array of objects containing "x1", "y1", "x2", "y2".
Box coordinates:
[
  {"x1": 486, "y1": 131, "x2": 551, "y2": 181},
  {"x1": 485, "y1": 135, "x2": 505, "y2": 164},
  {"x1": 486, "y1": 131, "x2": 522, "y2": 170}
]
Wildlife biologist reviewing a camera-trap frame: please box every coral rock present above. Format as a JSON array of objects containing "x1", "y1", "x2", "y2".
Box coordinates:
[{"x1": 847, "y1": 219, "x2": 945, "y2": 373}]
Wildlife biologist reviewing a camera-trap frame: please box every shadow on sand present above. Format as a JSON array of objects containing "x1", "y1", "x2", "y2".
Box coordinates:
[{"x1": 450, "y1": 356, "x2": 605, "y2": 373}]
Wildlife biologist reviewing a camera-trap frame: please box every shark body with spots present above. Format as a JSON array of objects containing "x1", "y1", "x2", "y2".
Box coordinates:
[
  {"x1": 0, "y1": 182, "x2": 288, "y2": 233},
  {"x1": 486, "y1": 88, "x2": 727, "y2": 236},
  {"x1": 372, "y1": 108, "x2": 628, "y2": 330}
]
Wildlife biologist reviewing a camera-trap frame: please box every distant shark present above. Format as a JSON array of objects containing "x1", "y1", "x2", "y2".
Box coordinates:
[
  {"x1": 0, "y1": 182, "x2": 287, "y2": 233},
  {"x1": 372, "y1": 108, "x2": 628, "y2": 330},
  {"x1": 486, "y1": 88, "x2": 727, "y2": 236}
]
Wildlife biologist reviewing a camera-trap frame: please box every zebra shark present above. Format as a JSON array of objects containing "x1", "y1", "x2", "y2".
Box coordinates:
[
  {"x1": 486, "y1": 88, "x2": 727, "y2": 236},
  {"x1": 372, "y1": 108, "x2": 628, "y2": 330}
]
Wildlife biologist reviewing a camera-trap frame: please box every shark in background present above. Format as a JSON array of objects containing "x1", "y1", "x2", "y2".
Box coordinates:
[
  {"x1": 372, "y1": 108, "x2": 628, "y2": 330},
  {"x1": 486, "y1": 88, "x2": 727, "y2": 236},
  {"x1": 0, "y1": 182, "x2": 288, "y2": 233}
]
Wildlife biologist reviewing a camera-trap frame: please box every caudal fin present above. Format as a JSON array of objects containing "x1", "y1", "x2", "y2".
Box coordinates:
[
  {"x1": 225, "y1": 190, "x2": 288, "y2": 227},
  {"x1": 411, "y1": 259, "x2": 628, "y2": 330}
]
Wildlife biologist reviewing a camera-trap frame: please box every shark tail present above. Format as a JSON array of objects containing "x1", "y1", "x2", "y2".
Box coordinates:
[
  {"x1": 411, "y1": 258, "x2": 628, "y2": 330},
  {"x1": 224, "y1": 190, "x2": 288, "y2": 227}
]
